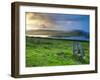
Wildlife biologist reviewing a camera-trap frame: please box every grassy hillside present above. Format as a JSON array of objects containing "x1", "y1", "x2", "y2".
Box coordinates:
[{"x1": 26, "y1": 37, "x2": 89, "y2": 67}]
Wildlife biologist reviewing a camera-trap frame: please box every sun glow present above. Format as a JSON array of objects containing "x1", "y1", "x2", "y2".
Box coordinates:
[{"x1": 26, "y1": 12, "x2": 54, "y2": 30}]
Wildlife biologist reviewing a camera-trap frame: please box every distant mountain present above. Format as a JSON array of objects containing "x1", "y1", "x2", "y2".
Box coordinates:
[{"x1": 26, "y1": 29, "x2": 89, "y2": 38}]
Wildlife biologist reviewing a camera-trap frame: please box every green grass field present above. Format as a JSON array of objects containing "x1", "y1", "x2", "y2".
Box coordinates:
[{"x1": 26, "y1": 37, "x2": 89, "y2": 67}]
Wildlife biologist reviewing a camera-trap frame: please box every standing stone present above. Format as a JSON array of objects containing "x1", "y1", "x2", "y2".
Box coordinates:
[{"x1": 73, "y1": 42, "x2": 85, "y2": 59}]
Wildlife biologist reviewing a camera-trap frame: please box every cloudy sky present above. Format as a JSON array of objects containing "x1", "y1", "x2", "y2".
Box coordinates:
[{"x1": 26, "y1": 12, "x2": 89, "y2": 32}]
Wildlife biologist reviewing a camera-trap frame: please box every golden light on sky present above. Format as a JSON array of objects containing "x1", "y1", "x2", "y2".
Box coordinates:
[{"x1": 26, "y1": 12, "x2": 55, "y2": 30}]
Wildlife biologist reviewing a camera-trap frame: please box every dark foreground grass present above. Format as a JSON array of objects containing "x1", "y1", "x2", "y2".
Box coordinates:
[{"x1": 26, "y1": 37, "x2": 89, "y2": 67}]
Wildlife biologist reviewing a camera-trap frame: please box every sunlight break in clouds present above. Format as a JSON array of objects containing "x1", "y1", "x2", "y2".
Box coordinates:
[{"x1": 26, "y1": 12, "x2": 55, "y2": 30}]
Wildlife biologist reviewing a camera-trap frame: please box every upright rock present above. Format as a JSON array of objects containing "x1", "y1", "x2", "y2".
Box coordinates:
[{"x1": 73, "y1": 42, "x2": 85, "y2": 59}]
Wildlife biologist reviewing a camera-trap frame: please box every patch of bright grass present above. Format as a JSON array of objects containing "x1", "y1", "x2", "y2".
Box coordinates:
[{"x1": 26, "y1": 37, "x2": 89, "y2": 67}]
